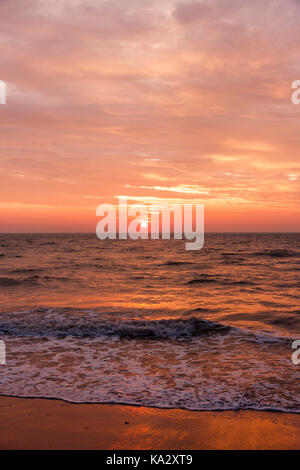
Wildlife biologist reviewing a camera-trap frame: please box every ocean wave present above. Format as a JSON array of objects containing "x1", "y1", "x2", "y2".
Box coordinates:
[
  {"x1": 186, "y1": 275, "x2": 254, "y2": 286},
  {"x1": 0, "y1": 276, "x2": 40, "y2": 286},
  {"x1": 9, "y1": 268, "x2": 44, "y2": 274},
  {"x1": 220, "y1": 249, "x2": 300, "y2": 259},
  {"x1": 162, "y1": 261, "x2": 196, "y2": 266},
  {"x1": 0, "y1": 310, "x2": 231, "y2": 339},
  {"x1": 252, "y1": 249, "x2": 300, "y2": 258},
  {"x1": 0, "y1": 308, "x2": 291, "y2": 345},
  {"x1": 274, "y1": 282, "x2": 300, "y2": 288},
  {"x1": 268, "y1": 315, "x2": 300, "y2": 328},
  {"x1": 186, "y1": 275, "x2": 218, "y2": 284},
  {"x1": 0, "y1": 275, "x2": 71, "y2": 287}
]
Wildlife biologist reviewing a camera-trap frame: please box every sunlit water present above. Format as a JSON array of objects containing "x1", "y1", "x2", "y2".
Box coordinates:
[{"x1": 0, "y1": 233, "x2": 299, "y2": 411}]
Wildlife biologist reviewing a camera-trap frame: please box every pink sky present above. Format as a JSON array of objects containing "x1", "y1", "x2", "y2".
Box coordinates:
[{"x1": 0, "y1": 0, "x2": 299, "y2": 232}]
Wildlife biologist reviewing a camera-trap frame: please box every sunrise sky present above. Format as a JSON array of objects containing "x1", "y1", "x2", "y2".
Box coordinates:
[{"x1": 0, "y1": 0, "x2": 299, "y2": 232}]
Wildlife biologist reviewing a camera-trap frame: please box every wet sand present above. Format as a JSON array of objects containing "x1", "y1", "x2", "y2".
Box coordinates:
[{"x1": 0, "y1": 396, "x2": 299, "y2": 450}]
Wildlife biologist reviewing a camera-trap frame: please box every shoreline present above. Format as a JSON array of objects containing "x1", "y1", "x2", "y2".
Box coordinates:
[
  {"x1": 0, "y1": 393, "x2": 299, "y2": 414},
  {"x1": 0, "y1": 396, "x2": 299, "y2": 450}
]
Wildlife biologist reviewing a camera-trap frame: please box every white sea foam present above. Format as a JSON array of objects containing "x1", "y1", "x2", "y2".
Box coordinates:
[{"x1": 0, "y1": 321, "x2": 298, "y2": 412}]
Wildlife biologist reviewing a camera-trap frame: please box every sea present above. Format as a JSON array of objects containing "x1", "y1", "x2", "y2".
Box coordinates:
[{"x1": 0, "y1": 233, "x2": 299, "y2": 412}]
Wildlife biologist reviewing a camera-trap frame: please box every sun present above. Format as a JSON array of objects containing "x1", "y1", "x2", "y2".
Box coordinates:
[{"x1": 140, "y1": 220, "x2": 148, "y2": 229}]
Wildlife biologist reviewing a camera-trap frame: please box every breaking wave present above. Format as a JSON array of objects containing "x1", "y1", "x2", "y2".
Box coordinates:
[{"x1": 0, "y1": 309, "x2": 231, "y2": 339}]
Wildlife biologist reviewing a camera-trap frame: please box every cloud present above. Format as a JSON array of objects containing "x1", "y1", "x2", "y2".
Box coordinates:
[
  {"x1": 0, "y1": 0, "x2": 299, "y2": 231},
  {"x1": 173, "y1": 1, "x2": 213, "y2": 24},
  {"x1": 126, "y1": 184, "x2": 209, "y2": 195}
]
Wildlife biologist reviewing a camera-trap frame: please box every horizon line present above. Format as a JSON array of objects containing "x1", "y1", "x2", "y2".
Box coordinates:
[{"x1": 0, "y1": 231, "x2": 299, "y2": 235}]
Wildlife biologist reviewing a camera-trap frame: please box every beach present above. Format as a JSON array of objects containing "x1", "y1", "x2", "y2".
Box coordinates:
[{"x1": 0, "y1": 396, "x2": 299, "y2": 450}]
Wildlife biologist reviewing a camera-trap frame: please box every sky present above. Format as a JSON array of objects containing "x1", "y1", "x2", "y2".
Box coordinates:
[{"x1": 0, "y1": 0, "x2": 299, "y2": 232}]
